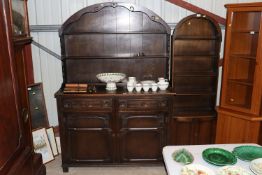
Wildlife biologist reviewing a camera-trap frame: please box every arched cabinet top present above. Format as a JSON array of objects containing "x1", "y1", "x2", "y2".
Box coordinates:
[
  {"x1": 60, "y1": 2, "x2": 171, "y2": 36},
  {"x1": 173, "y1": 14, "x2": 222, "y2": 40}
]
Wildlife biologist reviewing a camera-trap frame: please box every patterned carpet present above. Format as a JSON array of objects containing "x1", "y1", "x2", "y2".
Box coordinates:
[{"x1": 46, "y1": 156, "x2": 167, "y2": 175}]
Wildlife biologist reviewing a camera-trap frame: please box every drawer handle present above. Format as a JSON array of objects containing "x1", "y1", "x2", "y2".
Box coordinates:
[
  {"x1": 159, "y1": 102, "x2": 166, "y2": 107},
  {"x1": 88, "y1": 104, "x2": 93, "y2": 107},
  {"x1": 230, "y1": 98, "x2": 234, "y2": 102},
  {"x1": 142, "y1": 103, "x2": 148, "y2": 107},
  {"x1": 119, "y1": 102, "x2": 126, "y2": 108},
  {"x1": 34, "y1": 107, "x2": 39, "y2": 110}
]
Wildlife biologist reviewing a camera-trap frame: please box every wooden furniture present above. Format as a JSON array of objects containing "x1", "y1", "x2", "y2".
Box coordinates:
[
  {"x1": 216, "y1": 2, "x2": 262, "y2": 143},
  {"x1": 170, "y1": 14, "x2": 221, "y2": 145},
  {"x1": 0, "y1": 0, "x2": 45, "y2": 174},
  {"x1": 163, "y1": 143, "x2": 258, "y2": 175},
  {"x1": 55, "y1": 2, "x2": 172, "y2": 172}
]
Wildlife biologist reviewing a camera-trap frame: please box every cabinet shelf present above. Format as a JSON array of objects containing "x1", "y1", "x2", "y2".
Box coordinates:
[
  {"x1": 228, "y1": 79, "x2": 253, "y2": 86},
  {"x1": 175, "y1": 35, "x2": 219, "y2": 40},
  {"x1": 173, "y1": 54, "x2": 217, "y2": 57},
  {"x1": 230, "y1": 54, "x2": 256, "y2": 60},
  {"x1": 174, "y1": 72, "x2": 217, "y2": 77},
  {"x1": 64, "y1": 32, "x2": 168, "y2": 35},
  {"x1": 232, "y1": 30, "x2": 259, "y2": 34},
  {"x1": 65, "y1": 55, "x2": 169, "y2": 59},
  {"x1": 174, "y1": 91, "x2": 216, "y2": 96}
]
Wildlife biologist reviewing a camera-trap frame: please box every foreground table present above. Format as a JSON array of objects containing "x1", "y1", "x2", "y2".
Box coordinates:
[{"x1": 163, "y1": 144, "x2": 258, "y2": 175}]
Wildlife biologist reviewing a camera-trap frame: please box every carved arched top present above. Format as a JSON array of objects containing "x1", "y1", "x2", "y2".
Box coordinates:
[
  {"x1": 59, "y1": 2, "x2": 170, "y2": 35},
  {"x1": 173, "y1": 14, "x2": 222, "y2": 40}
]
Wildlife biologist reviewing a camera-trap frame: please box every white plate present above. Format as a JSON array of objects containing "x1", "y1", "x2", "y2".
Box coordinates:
[
  {"x1": 180, "y1": 164, "x2": 215, "y2": 175},
  {"x1": 250, "y1": 158, "x2": 262, "y2": 175},
  {"x1": 218, "y1": 166, "x2": 252, "y2": 175}
]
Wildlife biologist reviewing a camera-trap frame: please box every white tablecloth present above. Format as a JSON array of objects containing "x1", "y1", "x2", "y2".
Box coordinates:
[{"x1": 163, "y1": 144, "x2": 259, "y2": 175}]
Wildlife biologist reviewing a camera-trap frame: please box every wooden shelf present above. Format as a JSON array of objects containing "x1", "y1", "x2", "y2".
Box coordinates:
[
  {"x1": 175, "y1": 35, "x2": 219, "y2": 40},
  {"x1": 227, "y1": 79, "x2": 253, "y2": 86},
  {"x1": 64, "y1": 32, "x2": 168, "y2": 35},
  {"x1": 230, "y1": 54, "x2": 256, "y2": 60},
  {"x1": 65, "y1": 55, "x2": 169, "y2": 59}
]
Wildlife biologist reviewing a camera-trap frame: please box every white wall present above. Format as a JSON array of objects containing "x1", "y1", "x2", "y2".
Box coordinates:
[{"x1": 27, "y1": 0, "x2": 261, "y2": 126}]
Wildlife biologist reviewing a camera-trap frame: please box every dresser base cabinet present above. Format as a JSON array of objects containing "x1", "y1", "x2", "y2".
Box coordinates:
[
  {"x1": 216, "y1": 108, "x2": 262, "y2": 143},
  {"x1": 56, "y1": 93, "x2": 172, "y2": 170}
]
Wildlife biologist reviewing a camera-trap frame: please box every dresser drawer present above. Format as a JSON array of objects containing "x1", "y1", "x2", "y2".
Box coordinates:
[
  {"x1": 118, "y1": 98, "x2": 168, "y2": 111},
  {"x1": 120, "y1": 113, "x2": 165, "y2": 128},
  {"x1": 62, "y1": 98, "x2": 112, "y2": 111},
  {"x1": 66, "y1": 114, "x2": 110, "y2": 128}
]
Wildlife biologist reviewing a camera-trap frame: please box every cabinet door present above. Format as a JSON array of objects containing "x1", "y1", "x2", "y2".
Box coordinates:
[
  {"x1": 65, "y1": 113, "x2": 114, "y2": 163},
  {"x1": 0, "y1": 1, "x2": 32, "y2": 174},
  {"x1": 169, "y1": 116, "x2": 216, "y2": 145},
  {"x1": 118, "y1": 113, "x2": 165, "y2": 162},
  {"x1": 221, "y1": 10, "x2": 262, "y2": 114}
]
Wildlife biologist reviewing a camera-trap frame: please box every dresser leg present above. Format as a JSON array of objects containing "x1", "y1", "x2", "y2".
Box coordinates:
[{"x1": 62, "y1": 166, "x2": 69, "y2": 172}]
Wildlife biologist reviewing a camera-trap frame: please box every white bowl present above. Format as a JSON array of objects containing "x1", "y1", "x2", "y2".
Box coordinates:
[
  {"x1": 96, "y1": 73, "x2": 126, "y2": 83},
  {"x1": 127, "y1": 86, "x2": 134, "y2": 92},
  {"x1": 158, "y1": 82, "x2": 169, "y2": 91},
  {"x1": 151, "y1": 83, "x2": 158, "y2": 92},
  {"x1": 135, "y1": 83, "x2": 142, "y2": 92},
  {"x1": 142, "y1": 83, "x2": 150, "y2": 92}
]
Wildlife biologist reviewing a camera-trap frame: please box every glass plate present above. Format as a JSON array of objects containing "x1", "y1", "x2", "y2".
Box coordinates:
[
  {"x1": 181, "y1": 164, "x2": 215, "y2": 175},
  {"x1": 233, "y1": 146, "x2": 262, "y2": 161},
  {"x1": 250, "y1": 158, "x2": 262, "y2": 175},
  {"x1": 172, "y1": 148, "x2": 194, "y2": 165},
  {"x1": 218, "y1": 166, "x2": 252, "y2": 175},
  {"x1": 202, "y1": 148, "x2": 237, "y2": 166}
]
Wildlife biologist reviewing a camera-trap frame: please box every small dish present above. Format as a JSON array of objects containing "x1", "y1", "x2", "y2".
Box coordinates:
[
  {"x1": 181, "y1": 164, "x2": 215, "y2": 175},
  {"x1": 250, "y1": 158, "x2": 262, "y2": 175},
  {"x1": 158, "y1": 81, "x2": 169, "y2": 91},
  {"x1": 172, "y1": 148, "x2": 194, "y2": 165},
  {"x1": 233, "y1": 145, "x2": 262, "y2": 161},
  {"x1": 218, "y1": 166, "x2": 251, "y2": 175},
  {"x1": 202, "y1": 148, "x2": 237, "y2": 166}
]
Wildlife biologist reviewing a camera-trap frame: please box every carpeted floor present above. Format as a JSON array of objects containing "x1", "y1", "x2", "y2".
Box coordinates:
[{"x1": 46, "y1": 156, "x2": 167, "y2": 175}]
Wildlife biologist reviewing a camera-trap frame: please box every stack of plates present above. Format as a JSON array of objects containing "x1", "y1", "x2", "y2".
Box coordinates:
[
  {"x1": 250, "y1": 158, "x2": 262, "y2": 175},
  {"x1": 217, "y1": 166, "x2": 252, "y2": 175}
]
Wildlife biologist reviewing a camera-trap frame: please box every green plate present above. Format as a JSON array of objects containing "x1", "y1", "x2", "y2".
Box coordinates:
[
  {"x1": 202, "y1": 148, "x2": 237, "y2": 166},
  {"x1": 233, "y1": 146, "x2": 262, "y2": 161},
  {"x1": 172, "y1": 148, "x2": 194, "y2": 165}
]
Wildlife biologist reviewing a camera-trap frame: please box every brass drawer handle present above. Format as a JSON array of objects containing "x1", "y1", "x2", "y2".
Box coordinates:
[
  {"x1": 230, "y1": 98, "x2": 234, "y2": 102},
  {"x1": 142, "y1": 103, "x2": 148, "y2": 107}
]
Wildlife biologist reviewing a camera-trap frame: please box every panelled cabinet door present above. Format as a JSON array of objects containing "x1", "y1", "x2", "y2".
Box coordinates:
[
  {"x1": 220, "y1": 8, "x2": 262, "y2": 115},
  {"x1": 118, "y1": 113, "x2": 165, "y2": 162},
  {"x1": 169, "y1": 116, "x2": 216, "y2": 145},
  {"x1": 65, "y1": 113, "x2": 114, "y2": 163}
]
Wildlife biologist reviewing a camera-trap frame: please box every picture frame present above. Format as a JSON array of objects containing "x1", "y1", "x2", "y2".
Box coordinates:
[
  {"x1": 27, "y1": 83, "x2": 49, "y2": 130},
  {"x1": 46, "y1": 127, "x2": 59, "y2": 156},
  {"x1": 32, "y1": 128, "x2": 54, "y2": 163}
]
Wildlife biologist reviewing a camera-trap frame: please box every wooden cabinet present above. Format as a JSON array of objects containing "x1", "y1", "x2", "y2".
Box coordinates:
[
  {"x1": 169, "y1": 116, "x2": 216, "y2": 145},
  {"x1": 56, "y1": 94, "x2": 172, "y2": 171},
  {"x1": 169, "y1": 14, "x2": 221, "y2": 145},
  {"x1": 0, "y1": 0, "x2": 45, "y2": 175},
  {"x1": 216, "y1": 2, "x2": 262, "y2": 144}
]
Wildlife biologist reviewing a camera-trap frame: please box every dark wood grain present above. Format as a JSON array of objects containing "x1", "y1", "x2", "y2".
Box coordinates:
[
  {"x1": 0, "y1": 0, "x2": 45, "y2": 174},
  {"x1": 170, "y1": 14, "x2": 221, "y2": 145}
]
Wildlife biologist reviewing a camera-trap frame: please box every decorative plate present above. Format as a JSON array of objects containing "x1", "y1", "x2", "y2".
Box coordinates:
[
  {"x1": 250, "y1": 158, "x2": 262, "y2": 175},
  {"x1": 96, "y1": 73, "x2": 126, "y2": 83},
  {"x1": 233, "y1": 146, "x2": 262, "y2": 161},
  {"x1": 202, "y1": 148, "x2": 237, "y2": 166},
  {"x1": 181, "y1": 164, "x2": 215, "y2": 175},
  {"x1": 218, "y1": 166, "x2": 252, "y2": 175},
  {"x1": 172, "y1": 148, "x2": 194, "y2": 165}
]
